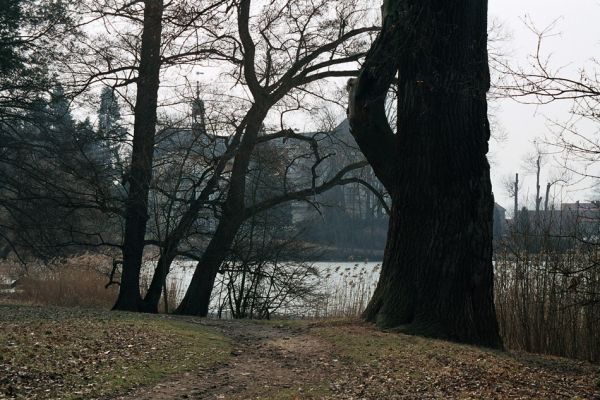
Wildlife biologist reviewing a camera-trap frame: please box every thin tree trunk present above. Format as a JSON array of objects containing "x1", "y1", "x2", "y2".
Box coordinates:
[
  {"x1": 142, "y1": 158, "x2": 232, "y2": 312},
  {"x1": 113, "y1": 0, "x2": 164, "y2": 312},
  {"x1": 514, "y1": 173, "x2": 519, "y2": 219},
  {"x1": 175, "y1": 104, "x2": 267, "y2": 316},
  {"x1": 142, "y1": 249, "x2": 176, "y2": 313},
  {"x1": 535, "y1": 155, "x2": 542, "y2": 214}
]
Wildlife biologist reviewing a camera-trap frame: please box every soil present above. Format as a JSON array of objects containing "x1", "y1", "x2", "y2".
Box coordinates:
[
  {"x1": 3, "y1": 304, "x2": 597, "y2": 400},
  {"x1": 116, "y1": 318, "x2": 600, "y2": 400},
  {"x1": 116, "y1": 319, "x2": 338, "y2": 400}
]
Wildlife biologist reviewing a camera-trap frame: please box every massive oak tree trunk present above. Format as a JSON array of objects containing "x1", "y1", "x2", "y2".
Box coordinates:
[
  {"x1": 350, "y1": 0, "x2": 502, "y2": 348},
  {"x1": 113, "y1": 0, "x2": 164, "y2": 312}
]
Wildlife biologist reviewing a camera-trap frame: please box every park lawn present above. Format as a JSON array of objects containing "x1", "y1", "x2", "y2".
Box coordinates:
[
  {"x1": 311, "y1": 321, "x2": 600, "y2": 399},
  {"x1": 0, "y1": 304, "x2": 230, "y2": 399}
]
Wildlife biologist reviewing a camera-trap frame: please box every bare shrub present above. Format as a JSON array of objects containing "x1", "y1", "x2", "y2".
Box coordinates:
[{"x1": 495, "y1": 212, "x2": 600, "y2": 362}]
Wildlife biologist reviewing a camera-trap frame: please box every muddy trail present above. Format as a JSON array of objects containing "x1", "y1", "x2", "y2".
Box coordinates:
[{"x1": 117, "y1": 319, "x2": 348, "y2": 400}]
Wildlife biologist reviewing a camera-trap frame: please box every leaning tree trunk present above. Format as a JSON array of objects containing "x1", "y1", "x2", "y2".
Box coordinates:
[
  {"x1": 113, "y1": 0, "x2": 164, "y2": 312},
  {"x1": 175, "y1": 109, "x2": 267, "y2": 316},
  {"x1": 142, "y1": 248, "x2": 176, "y2": 313},
  {"x1": 175, "y1": 213, "x2": 244, "y2": 316},
  {"x1": 350, "y1": 0, "x2": 502, "y2": 348}
]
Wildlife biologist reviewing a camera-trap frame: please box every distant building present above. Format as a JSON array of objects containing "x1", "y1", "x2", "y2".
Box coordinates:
[
  {"x1": 149, "y1": 91, "x2": 228, "y2": 237},
  {"x1": 155, "y1": 97, "x2": 514, "y2": 258},
  {"x1": 275, "y1": 119, "x2": 387, "y2": 259},
  {"x1": 285, "y1": 119, "x2": 387, "y2": 224},
  {"x1": 493, "y1": 203, "x2": 506, "y2": 240},
  {"x1": 502, "y1": 201, "x2": 600, "y2": 252}
]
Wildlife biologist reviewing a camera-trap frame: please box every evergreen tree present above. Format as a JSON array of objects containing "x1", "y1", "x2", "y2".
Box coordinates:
[
  {"x1": 97, "y1": 86, "x2": 127, "y2": 174},
  {"x1": 30, "y1": 83, "x2": 78, "y2": 156},
  {"x1": 0, "y1": 0, "x2": 23, "y2": 74},
  {"x1": 98, "y1": 87, "x2": 124, "y2": 138}
]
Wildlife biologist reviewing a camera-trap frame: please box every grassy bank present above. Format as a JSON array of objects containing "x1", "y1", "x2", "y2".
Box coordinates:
[
  {"x1": 0, "y1": 305, "x2": 231, "y2": 399},
  {"x1": 313, "y1": 321, "x2": 600, "y2": 399}
]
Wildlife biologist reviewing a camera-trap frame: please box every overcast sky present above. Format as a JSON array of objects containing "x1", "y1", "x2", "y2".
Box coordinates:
[
  {"x1": 106, "y1": 1, "x2": 599, "y2": 213},
  {"x1": 487, "y1": 0, "x2": 600, "y2": 211}
]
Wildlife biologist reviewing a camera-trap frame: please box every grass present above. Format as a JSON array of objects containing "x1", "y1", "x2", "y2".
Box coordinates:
[
  {"x1": 312, "y1": 321, "x2": 600, "y2": 399},
  {"x1": 0, "y1": 304, "x2": 231, "y2": 399}
]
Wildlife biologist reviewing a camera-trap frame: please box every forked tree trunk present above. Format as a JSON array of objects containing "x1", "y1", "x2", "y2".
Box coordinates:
[
  {"x1": 113, "y1": 0, "x2": 164, "y2": 312},
  {"x1": 350, "y1": 0, "x2": 502, "y2": 348}
]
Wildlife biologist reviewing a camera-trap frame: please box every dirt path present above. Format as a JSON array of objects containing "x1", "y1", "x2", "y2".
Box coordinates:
[
  {"x1": 115, "y1": 318, "x2": 600, "y2": 400},
  {"x1": 118, "y1": 319, "x2": 339, "y2": 399}
]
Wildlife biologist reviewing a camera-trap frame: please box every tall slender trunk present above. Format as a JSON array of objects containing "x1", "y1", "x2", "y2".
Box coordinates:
[
  {"x1": 142, "y1": 153, "x2": 236, "y2": 312},
  {"x1": 535, "y1": 155, "x2": 542, "y2": 214},
  {"x1": 175, "y1": 109, "x2": 267, "y2": 316},
  {"x1": 350, "y1": 0, "x2": 502, "y2": 347},
  {"x1": 113, "y1": 0, "x2": 164, "y2": 312},
  {"x1": 514, "y1": 173, "x2": 519, "y2": 219},
  {"x1": 544, "y1": 182, "x2": 551, "y2": 211},
  {"x1": 142, "y1": 248, "x2": 176, "y2": 313}
]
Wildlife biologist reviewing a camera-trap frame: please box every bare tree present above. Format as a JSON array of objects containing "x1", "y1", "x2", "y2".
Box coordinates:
[
  {"x1": 496, "y1": 19, "x2": 600, "y2": 184},
  {"x1": 214, "y1": 144, "x2": 322, "y2": 319},
  {"x1": 63, "y1": 0, "x2": 234, "y2": 311},
  {"x1": 12, "y1": 0, "x2": 378, "y2": 313},
  {"x1": 174, "y1": 0, "x2": 378, "y2": 316},
  {"x1": 111, "y1": 0, "x2": 165, "y2": 311}
]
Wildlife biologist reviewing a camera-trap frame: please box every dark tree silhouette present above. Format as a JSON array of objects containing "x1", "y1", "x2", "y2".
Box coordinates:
[
  {"x1": 113, "y1": 0, "x2": 165, "y2": 312},
  {"x1": 348, "y1": 0, "x2": 502, "y2": 348},
  {"x1": 171, "y1": 0, "x2": 377, "y2": 316}
]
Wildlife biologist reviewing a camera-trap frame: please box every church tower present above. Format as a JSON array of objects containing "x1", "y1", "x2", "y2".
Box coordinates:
[{"x1": 192, "y1": 82, "x2": 206, "y2": 135}]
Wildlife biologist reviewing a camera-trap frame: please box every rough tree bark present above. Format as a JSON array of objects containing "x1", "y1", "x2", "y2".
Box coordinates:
[
  {"x1": 349, "y1": 0, "x2": 502, "y2": 348},
  {"x1": 113, "y1": 0, "x2": 164, "y2": 312}
]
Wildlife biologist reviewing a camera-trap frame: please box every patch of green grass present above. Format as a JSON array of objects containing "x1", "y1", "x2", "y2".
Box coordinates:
[{"x1": 0, "y1": 305, "x2": 231, "y2": 399}]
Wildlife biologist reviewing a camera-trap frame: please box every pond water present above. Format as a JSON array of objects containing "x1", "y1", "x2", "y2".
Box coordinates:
[{"x1": 143, "y1": 260, "x2": 383, "y2": 318}]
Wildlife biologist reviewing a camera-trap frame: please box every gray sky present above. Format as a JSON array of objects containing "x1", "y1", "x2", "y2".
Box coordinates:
[
  {"x1": 89, "y1": 1, "x2": 599, "y2": 213},
  {"x1": 487, "y1": 0, "x2": 600, "y2": 211}
]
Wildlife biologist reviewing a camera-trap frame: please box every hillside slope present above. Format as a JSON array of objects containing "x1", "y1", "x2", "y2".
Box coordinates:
[{"x1": 1, "y1": 305, "x2": 598, "y2": 399}]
